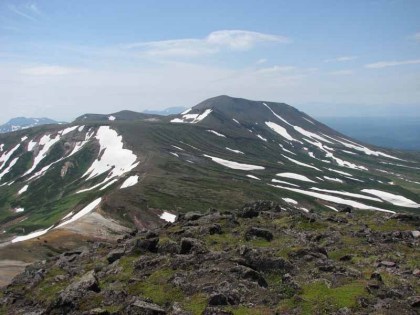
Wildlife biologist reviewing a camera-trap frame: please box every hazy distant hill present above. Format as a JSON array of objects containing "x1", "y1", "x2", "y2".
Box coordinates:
[
  {"x1": 143, "y1": 106, "x2": 187, "y2": 115},
  {"x1": 0, "y1": 117, "x2": 62, "y2": 133}
]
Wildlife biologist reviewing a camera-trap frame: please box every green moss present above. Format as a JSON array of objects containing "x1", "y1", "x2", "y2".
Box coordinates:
[
  {"x1": 182, "y1": 294, "x2": 208, "y2": 315},
  {"x1": 227, "y1": 305, "x2": 273, "y2": 315},
  {"x1": 369, "y1": 219, "x2": 415, "y2": 232},
  {"x1": 299, "y1": 280, "x2": 367, "y2": 314},
  {"x1": 127, "y1": 268, "x2": 184, "y2": 305}
]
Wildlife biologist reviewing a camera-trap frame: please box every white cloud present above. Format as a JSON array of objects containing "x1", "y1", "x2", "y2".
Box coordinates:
[
  {"x1": 124, "y1": 30, "x2": 289, "y2": 57},
  {"x1": 365, "y1": 59, "x2": 420, "y2": 69},
  {"x1": 324, "y1": 56, "x2": 357, "y2": 63},
  {"x1": 20, "y1": 65, "x2": 86, "y2": 76},
  {"x1": 256, "y1": 58, "x2": 267, "y2": 64},
  {"x1": 328, "y1": 70, "x2": 354, "y2": 75}
]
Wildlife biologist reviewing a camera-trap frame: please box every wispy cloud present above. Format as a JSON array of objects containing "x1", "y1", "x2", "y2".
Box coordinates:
[
  {"x1": 365, "y1": 59, "x2": 420, "y2": 69},
  {"x1": 328, "y1": 70, "x2": 354, "y2": 75},
  {"x1": 20, "y1": 65, "x2": 86, "y2": 76},
  {"x1": 256, "y1": 58, "x2": 267, "y2": 65},
  {"x1": 124, "y1": 30, "x2": 289, "y2": 57},
  {"x1": 409, "y1": 32, "x2": 420, "y2": 42},
  {"x1": 324, "y1": 56, "x2": 358, "y2": 63},
  {"x1": 8, "y1": 3, "x2": 42, "y2": 22},
  {"x1": 257, "y1": 65, "x2": 296, "y2": 74}
]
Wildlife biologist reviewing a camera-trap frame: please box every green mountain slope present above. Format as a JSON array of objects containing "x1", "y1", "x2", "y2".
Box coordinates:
[{"x1": 0, "y1": 95, "x2": 419, "y2": 250}]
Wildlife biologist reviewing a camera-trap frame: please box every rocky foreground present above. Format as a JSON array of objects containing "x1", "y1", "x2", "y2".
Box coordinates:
[{"x1": 1, "y1": 201, "x2": 419, "y2": 315}]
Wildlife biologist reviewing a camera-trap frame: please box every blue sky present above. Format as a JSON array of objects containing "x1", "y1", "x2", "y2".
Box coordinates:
[{"x1": 1, "y1": 0, "x2": 419, "y2": 122}]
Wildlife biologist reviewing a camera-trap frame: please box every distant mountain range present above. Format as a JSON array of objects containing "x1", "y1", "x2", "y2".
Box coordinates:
[
  {"x1": 0, "y1": 117, "x2": 63, "y2": 133},
  {"x1": 142, "y1": 106, "x2": 186, "y2": 116}
]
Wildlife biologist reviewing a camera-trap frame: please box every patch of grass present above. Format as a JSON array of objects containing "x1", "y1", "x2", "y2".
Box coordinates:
[
  {"x1": 369, "y1": 219, "x2": 415, "y2": 232},
  {"x1": 227, "y1": 305, "x2": 273, "y2": 315},
  {"x1": 182, "y1": 293, "x2": 208, "y2": 315},
  {"x1": 298, "y1": 280, "x2": 367, "y2": 314},
  {"x1": 127, "y1": 268, "x2": 184, "y2": 305}
]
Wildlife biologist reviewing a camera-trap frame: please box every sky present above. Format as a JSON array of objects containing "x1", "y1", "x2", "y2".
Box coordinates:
[{"x1": 1, "y1": 0, "x2": 420, "y2": 123}]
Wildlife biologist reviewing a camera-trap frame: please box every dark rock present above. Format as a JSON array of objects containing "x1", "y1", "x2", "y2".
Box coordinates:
[
  {"x1": 208, "y1": 224, "x2": 222, "y2": 235},
  {"x1": 241, "y1": 248, "x2": 292, "y2": 272},
  {"x1": 124, "y1": 298, "x2": 166, "y2": 314},
  {"x1": 146, "y1": 231, "x2": 159, "y2": 239},
  {"x1": 133, "y1": 237, "x2": 159, "y2": 253},
  {"x1": 158, "y1": 240, "x2": 180, "y2": 254},
  {"x1": 106, "y1": 248, "x2": 126, "y2": 264},
  {"x1": 184, "y1": 212, "x2": 204, "y2": 221},
  {"x1": 244, "y1": 227, "x2": 273, "y2": 242},
  {"x1": 337, "y1": 205, "x2": 352, "y2": 213},
  {"x1": 339, "y1": 254, "x2": 353, "y2": 261},
  {"x1": 408, "y1": 296, "x2": 420, "y2": 308},
  {"x1": 179, "y1": 237, "x2": 207, "y2": 254},
  {"x1": 208, "y1": 292, "x2": 239, "y2": 306},
  {"x1": 230, "y1": 265, "x2": 268, "y2": 287},
  {"x1": 370, "y1": 271, "x2": 383, "y2": 282},
  {"x1": 59, "y1": 271, "x2": 100, "y2": 305}
]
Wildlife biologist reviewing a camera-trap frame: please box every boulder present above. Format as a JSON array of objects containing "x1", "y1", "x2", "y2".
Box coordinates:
[
  {"x1": 179, "y1": 237, "x2": 208, "y2": 254},
  {"x1": 123, "y1": 299, "x2": 166, "y2": 314},
  {"x1": 244, "y1": 227, "x2": 273, "y2": 242},
  {"x1": 106, "y1": 248, "x2": 126, "y2": 264}
]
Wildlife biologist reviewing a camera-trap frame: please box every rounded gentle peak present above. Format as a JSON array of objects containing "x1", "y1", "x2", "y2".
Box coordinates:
[{"x1": 73, "y1": 110, "x2": 161, "y2": 123}]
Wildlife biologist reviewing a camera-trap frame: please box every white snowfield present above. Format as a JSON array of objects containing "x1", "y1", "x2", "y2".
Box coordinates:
[
  {"x1": 226, "y1": 147, "x2": 244, "y2": 154},
  {"x1": 121, "y1": 175, "x2": 139, "y2": 189},
  {"x1": 325, "y1": 135, "x2": 403, "y2": 161},
  {"x1": 257, "y1": 134, "x2": 268, "y2": 142},
  {"x1": 15, "y1": 207, "x2": 24, "y2": 213},
  {"x1": 21, "y1": 136, "x2": 28, "y2": 142},
  {"x1": 207, "y1": 130, "x2": 226, "y2": 138},
  {"x1": 181, "y1": 108, "x2": 192, "y2": 115},
  {"x1": 108, "y1": 115, "x2": 116, "y2": 121},
  {"x1": 276, "y1": 172, "x2": 316, "y2": 183},
  {"x1": 323, "y1": 176, "x2": 344, "y2": 183},
  {"x1": 160, "y1": 211, "x2": 177, "y2": 223},
  {"x1": 282, "y1": 198, "x2": 298, "y2": 204},
  {"x1": 279, "y1": 144, "x2": 296, "y2": 156},
  {"x1": 271, "y1": 185, "x2": 395, "y2": 213},
  {"x1": 281, "y1": 154, "x2": 322, "y2": 171},
  {"x1": 310, "y1": 187, "x2": 383, "y2": 202},
  {"x1": 171, "y1": 109, "x2": 213, "y2": 124},
  {"x1": 56, "y1": 198, "x2": 102, "y2": 228},
  {"x1": 271, "y1": 179, "x2": 300, "y2": 187},
  {"x1": 82, "y1": 126, "x2": 139, "y2": 188},
  {"x1": 203, "y1": 154, "x2": 265, "y2": 171},
  {"x1": 171, "y1": 145, "x2": 184, "y2": 151},
  {"x1": 170, "y1": 152, "x2": 179, "y2": 157},
  {"x1": 265, "y1": 121, "x2": 296, "y2": 142},
  {"x1": 246, "y1": 174, "x2": 261, "y2": 180},
  {"x1": 0, "y1": 144, "x2": 20, "y2": 170},
  {"x1": 0, "y1": 157, "x2": 19, "y2": 180},
  {"x1": 361, "y1": 189, "x2": 420, "y2": 208},
  {"x1": 61, "y1": 126, "x2": 79, "y2": 135},
  {"x1": 327, "y1": 168, "x2": 353, "y2": 176},
  {"x1": 23, "y1": 134, "x2": 61, "y2": 176},
  {"x1": 0, "y1": 144, "x2": 3, "y2": 151},
  {"x1": 232, "y1": 118, "x2": 240, "y2": 124},
  {"x1": 12, "y1": 226, "x2": 54, "y2": 243},
  {"x1": 18, "y1": 185, "x2": 29, "y2": 195}
]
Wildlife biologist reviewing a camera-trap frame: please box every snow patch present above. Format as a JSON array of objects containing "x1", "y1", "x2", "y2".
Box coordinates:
[
  {"x1": 204, "y1": 154, "x2": 265, "y2": 171},
  {"x1": 270, "y1": 185, "x2": 395, "y2": 213},
  {"x1": 108, "y1": 115, "x2": 116, "y2": 121},
  {"x1": 281, "y1": 154, "x2": 321, "y2": 171},
  {"x1": 160, "y1": 211, "x2": 177, "y2": 223},
  {"x1": 15, "y1": 207, "x2": 24, "y2": 213},
  {"x1": 271, "y1": 179, "x2": 300, "y2": 187},
  {"x1": 171, "y1": 109, "x2": 213, "y2": 124},
  {"x1": 56, "y1": 198, "x2": 102, "y2": 228},
  {"x1": 310, "y1": 187, "x2": 383, "y2": 202},
  {"x1": 207, "y1": 130, "x2": 226, "y2": 138},
  {"x1": 282, "y1": 198, "x2": 298, "y2": 204},
  {"x1": 246, "y1": 174, "x2": 261, "y2": 180},
  {"x1": 265, "y1": 121, "x2": 296, "y2": 142},
  {"x1": 323, "y1": 176, "x2": 344, "y2": 183},
  {"x1": 257, "y1": 134, "x2": 267, "y2": 142},
  {"x1": 121, "y1": 175, "x2": 139, "y2": 189},
  {"x1": 18, "y1": 185, "x2": 29, "y2": 195},
  {"x1": 226, "y1": 147, "x2": 244, "y2": 154},
  {"x1": 12, "y1": 226, "x2": 53, "y2": 243},
  {"x1": 361, "y1": 189, "x2": 420, "y2": 208},
  {"x1": 276, "y1": 172, "x2": 316, "y2": 183}
]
